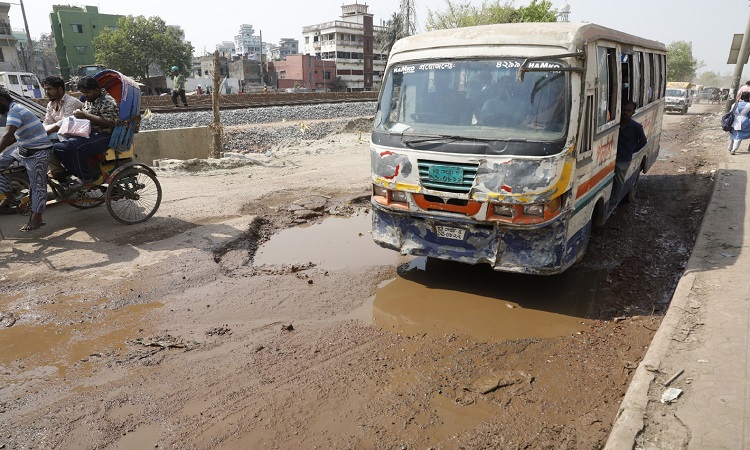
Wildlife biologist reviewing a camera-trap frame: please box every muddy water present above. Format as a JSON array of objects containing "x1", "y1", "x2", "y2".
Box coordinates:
[
  {"x1": 254, "y1": 213, "x2": 612, "y2": 342},
  {"x1": 253, "y1": 212, "x2": 399, "y2": 270},
  {"x1": 374, "y1": 258, "x2": 610, "y2": 342},
  {"x1": 0, "y1": 299, "x2": 160, "y2": 377}
]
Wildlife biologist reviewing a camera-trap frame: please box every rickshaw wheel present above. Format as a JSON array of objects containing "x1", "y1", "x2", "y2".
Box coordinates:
[
  {"x1": 105, "y1": 167, "x2": 162, "y2": 224},
  {"x1": 8, "y1": 172, "x2": 29, "y2": 202}
]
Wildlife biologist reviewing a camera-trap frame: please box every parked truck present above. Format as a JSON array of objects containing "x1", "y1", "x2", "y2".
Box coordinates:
[{"x1": 665, "y1": 81, "x2": 694, "y2": 114}]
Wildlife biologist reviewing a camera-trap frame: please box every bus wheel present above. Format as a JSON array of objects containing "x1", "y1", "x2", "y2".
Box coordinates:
[
  {"x1": 624, "y1": 172, "x2": 640, "y2": 203},
  {"x1": 592, "y1": 199, "x2": 606, "y2": 228}
]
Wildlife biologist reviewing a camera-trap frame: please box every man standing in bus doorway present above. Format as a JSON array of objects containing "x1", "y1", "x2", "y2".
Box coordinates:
[
  {"x1": 0, "y1": 87, "x2": 54, "y2": 232},
  {"x1": 612, "y1": 100, "x2": 647, "y2": 205},
  {"x1": 170, "y1": 66, "x2": 188, "y2": 107},
  {"x1": 42, "y1": 76, "x2": 83, "y2": 180}
]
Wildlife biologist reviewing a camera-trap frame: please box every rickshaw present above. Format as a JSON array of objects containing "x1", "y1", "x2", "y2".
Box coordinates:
[{"x1": 0, "y1": 70, "x2": 161, "y2": 225}]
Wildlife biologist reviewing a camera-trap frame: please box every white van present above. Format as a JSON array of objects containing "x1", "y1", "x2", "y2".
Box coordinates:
[{"x1": 0, "y1": 71, "x2": 43, "y2": 98}]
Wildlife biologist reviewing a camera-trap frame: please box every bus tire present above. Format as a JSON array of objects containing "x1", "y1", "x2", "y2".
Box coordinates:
[{"x1": 592, "y1": 198, "x2": 606, "y2": 228}]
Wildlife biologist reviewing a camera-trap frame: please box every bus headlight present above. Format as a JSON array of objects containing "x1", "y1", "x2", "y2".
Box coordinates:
[
  {"x1": 488, "y1": 195, "x2": 564, "y2": 224},
  {"x1": 523, "y1": 204, "x2": 545, "y2": 216},
  {"x1": 391, "y1": 191, "x2": 408, "y2": 203},
  {"x1": 372, "y1": 184, "x2": 410, "y2": 210},
  {"x1": 493, "y1": 204, "x2": 515, "y2": 217},
  {"x1": 373, "y1": 185, "x2": 388, "y2": 199}
]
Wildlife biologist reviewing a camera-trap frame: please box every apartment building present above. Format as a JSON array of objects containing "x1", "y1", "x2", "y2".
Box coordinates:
[
  {"x1": 273, "y1": 54, "x2": 334, "y2": 91},
  {"x1": 301, "y1": 3, "x2": 386, "y2": 91},
  {"x1": 269, "y1": 38, "x2": 299, "y2": 61},
  {"x1": 49, "y1": 5, "x2": 121, "y2": 80},
  {"x1": 0, "y1": 3, "x2": 22, "y2": 71}
]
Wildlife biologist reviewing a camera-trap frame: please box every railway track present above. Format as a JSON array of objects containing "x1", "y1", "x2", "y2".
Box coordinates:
[
  {"x1": 142, "y1": 91, "x2": 378, "y2": 114},
  {"x1": 145, "y1": 96, "x2": 377, "y2": 114}
]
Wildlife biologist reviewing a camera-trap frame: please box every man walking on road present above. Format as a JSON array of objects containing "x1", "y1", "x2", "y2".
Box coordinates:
[{"x1": 171, "y1": 66, "x2": 188, "y2": 107}]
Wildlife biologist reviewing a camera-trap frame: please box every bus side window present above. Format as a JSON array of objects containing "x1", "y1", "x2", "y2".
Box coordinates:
[
  {"x1": 578, "y1": 94, "x2": 594, "y2": 157},
  {"x1": 596, "y1": 46, "x2": 617, "y2": 127},
  {"x1": 8, "y1": 75, "x2": 18, "y2": 85}
]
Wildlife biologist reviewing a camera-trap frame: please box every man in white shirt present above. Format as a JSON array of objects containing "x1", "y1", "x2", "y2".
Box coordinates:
[{"x1": 42, "y1": 76, "x2": 82, "y2": 179}]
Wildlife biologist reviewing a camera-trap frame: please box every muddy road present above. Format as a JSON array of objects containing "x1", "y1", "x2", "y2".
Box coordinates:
[{"x1": 0, "y1": 104, "x2": 727, "y2": 449}]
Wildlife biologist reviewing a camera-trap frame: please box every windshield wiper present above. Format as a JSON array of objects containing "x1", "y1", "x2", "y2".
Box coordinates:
[{"x1": 402, "y1": 135, "x2": 497, "y2": 147}]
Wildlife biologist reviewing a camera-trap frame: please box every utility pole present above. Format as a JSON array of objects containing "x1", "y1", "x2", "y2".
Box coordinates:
[
  {"x1": 209, "y1": 51, "x2": 222, "y2": 159},
  {"x1": 729, "y1": 7, "x2": 750, "y2": 111},
  {"x1": 399, "y1": 0, "x2": 417, "y2": 36},
  {"x1": 19, "y1": 0, "x2": 34, "y2": 72}
]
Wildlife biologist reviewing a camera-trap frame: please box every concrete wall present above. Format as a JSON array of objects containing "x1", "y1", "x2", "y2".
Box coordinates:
[{"x1": 133, "y1": 127, "x2": 211, "y2": 164}]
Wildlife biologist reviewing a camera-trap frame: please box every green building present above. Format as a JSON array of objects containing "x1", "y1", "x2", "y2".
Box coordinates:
[{"x1": 49, "y1": 5, "x2": 121, "y2": 81}]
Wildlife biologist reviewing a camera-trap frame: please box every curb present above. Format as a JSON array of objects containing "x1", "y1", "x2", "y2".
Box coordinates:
[{"x1": 603, "y1": 167, "x2": 723, "y2": 449}]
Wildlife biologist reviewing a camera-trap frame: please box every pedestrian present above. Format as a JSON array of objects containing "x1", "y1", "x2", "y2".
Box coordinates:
[
  {"x1": 737, "y1": 80, "x2": 750, "y2": 102},
  {"x1": 41, "y1": 75, "x2": 83, "y2": 180},
  {"x1": 612, "y1": 100, "x2": 647, "y2": 204},
  {"x1": 196, "y1": 84, "x2": 202, "y2": 95},
  {"x1": 170, "y1": 66, "x2": 188, "y2": 107},
  {"x1": 727, "y1": 91, "x2": 750, "y2": 155},
  {"x1": 0, "y1": 87, "x2": 54, "y2": 231},
  {"x1": 49, "y1": 76, "x2": 118, "y2": 189}
]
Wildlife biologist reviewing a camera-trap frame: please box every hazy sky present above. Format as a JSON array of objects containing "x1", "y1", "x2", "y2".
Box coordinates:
[{"x1": 9, "y1": 0, "x2": 750, "y2": 76}]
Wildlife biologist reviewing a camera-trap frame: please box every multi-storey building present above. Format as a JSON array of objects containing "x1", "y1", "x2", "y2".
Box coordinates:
[
  {"x1": 273, "y1": 54, "x2": 334, "y2": 91},
  {"x1": 0, "y1": 3, "x2": 22, "y2": 71},
  {"x1": 234, "y1": 24, "x2": 262, "y2": 57},
  {"x1": 216, "y1": 41, "x2": 235, "y2": 57},
  {"x1": 301, "y1": 3, "x2": 386, "y2": 91},
  {"x1": 269, "y1": 38, "x2": 299, "y2": 61},
  {"x1": 49, "y1": 5, "x2": 121, "y2": 80}
]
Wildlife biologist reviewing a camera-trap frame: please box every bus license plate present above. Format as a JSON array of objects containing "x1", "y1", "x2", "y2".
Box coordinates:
[
  {"x1": 428, "y1": 165, "x2": 463, "y2": 184},
  {"x1": 435, "y1": 225, "x2": 466, "y2": 241}
]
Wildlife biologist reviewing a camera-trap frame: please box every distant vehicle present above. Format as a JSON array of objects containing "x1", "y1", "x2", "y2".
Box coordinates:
[
  {"x1": 696, "y1": 86, "x2": 720, "y2": 104},
  {"x1": 665, "y1": 82, "x2": 694, "y2": 114},
  {"x1": 0, "y1": 71, "x2": 42, "y2": 98},
  {"x1": 76, "y1": 64, "x2": 106, "y2": 78}
]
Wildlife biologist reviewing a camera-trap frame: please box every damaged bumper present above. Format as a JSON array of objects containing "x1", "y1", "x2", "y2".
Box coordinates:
[{"x1": 371, "y1": 204, "x2": 588, "y2": 275}]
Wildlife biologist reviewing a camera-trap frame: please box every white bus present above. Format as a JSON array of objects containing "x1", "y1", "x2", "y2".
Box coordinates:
[
  {"x1": 370, "y1": 22, "x2": 666, "y2": 275},
  {"x1": 0, "y1": 71, "x2": 43, "y2": 98}
]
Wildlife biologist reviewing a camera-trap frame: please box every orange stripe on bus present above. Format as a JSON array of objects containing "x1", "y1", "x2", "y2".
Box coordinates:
[{"x1": 576, "y1": 161, "x2": 616, "y2": 199}]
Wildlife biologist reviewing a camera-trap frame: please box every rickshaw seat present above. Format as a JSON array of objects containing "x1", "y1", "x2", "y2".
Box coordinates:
[{"x1": 93, "y1": 70, "x2": 142, "y2": 154}]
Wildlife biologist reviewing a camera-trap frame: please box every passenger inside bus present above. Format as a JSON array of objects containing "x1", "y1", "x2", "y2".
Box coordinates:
[
  {"x1": 417, "y1": 70, "x2": 470, "y2": 125},
  {"x1": 524, "y1": 77, "x2": 565, "y2": 131},
  {"x1": 477, "y1": 76, "x2": 529, "y2": 127}
]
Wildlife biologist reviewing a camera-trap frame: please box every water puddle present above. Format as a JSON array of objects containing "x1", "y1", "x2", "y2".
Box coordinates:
[
  {"x1": 253, "y1": 212, "x2": 398, "y2": 270},
  {"x1": 373, "y1": 258, "x2": 611, "y2": 342},
  {"x1": 0, "y1": 302, "x2": 161, "y2": 376}
]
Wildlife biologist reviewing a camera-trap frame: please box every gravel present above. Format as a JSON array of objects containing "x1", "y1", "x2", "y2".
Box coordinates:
[{"x1": 139, "y1": 101, "x2": 377, "y2": 154}]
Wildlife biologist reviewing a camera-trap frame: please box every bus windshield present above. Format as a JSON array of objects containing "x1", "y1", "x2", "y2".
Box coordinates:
[{"x1": 375, "y1": 59, "x2": 568, "y2": 143}]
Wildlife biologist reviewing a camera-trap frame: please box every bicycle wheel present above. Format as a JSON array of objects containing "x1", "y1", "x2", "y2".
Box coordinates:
[
  {"x1": 105, "y1": 167, "x2": 162, "y2": 224},
  {"x1": 69, "y1": 186, "x2": 106, "y2": 209}
]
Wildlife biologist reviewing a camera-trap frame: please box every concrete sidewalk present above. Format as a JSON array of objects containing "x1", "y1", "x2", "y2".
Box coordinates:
[{"x1": 605, "y1": 163, "x2": 750, "y2": 449}]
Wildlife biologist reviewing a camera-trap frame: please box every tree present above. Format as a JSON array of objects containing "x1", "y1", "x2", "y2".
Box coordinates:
[
  {"x1": 330, "y1": 77, "x2": 348, "y2": 92},
  {"x1": 376, "y1": 13, "x2": 407, "y2": 60},
  {"x1": 696, "y1": 71, "x2": 733, "y2": 88},
  {"x1": 425, "y1": 0, "x2": 556, "y2": 30},
  {"x1": 516, "y1": 0, "x2": 557, "y2": 22},
  {"x1": 666, "y1": 41, "x2": 703, "y2": 82},
  {"x1": 94, "y1": 15, "x2": 193, "y2": 82}
]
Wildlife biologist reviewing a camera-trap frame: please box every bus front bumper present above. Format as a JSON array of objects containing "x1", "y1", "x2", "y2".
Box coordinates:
[{"x1": 371, "y1": 206, "x2": 588, "y2": 275}]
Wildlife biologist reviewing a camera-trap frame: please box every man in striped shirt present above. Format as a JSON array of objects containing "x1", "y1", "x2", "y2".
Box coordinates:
[{"x1": 0, "y1": 87, "x2": 53, "y2": 231}]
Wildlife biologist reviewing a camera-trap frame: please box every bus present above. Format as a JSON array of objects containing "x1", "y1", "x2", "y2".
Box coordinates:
[
  {"x1": 0, "y1": 71, "x2": 42, "y2": 98},
  {"x1": 370, "y1": 22, "x2": 666, "y2": 275}
]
